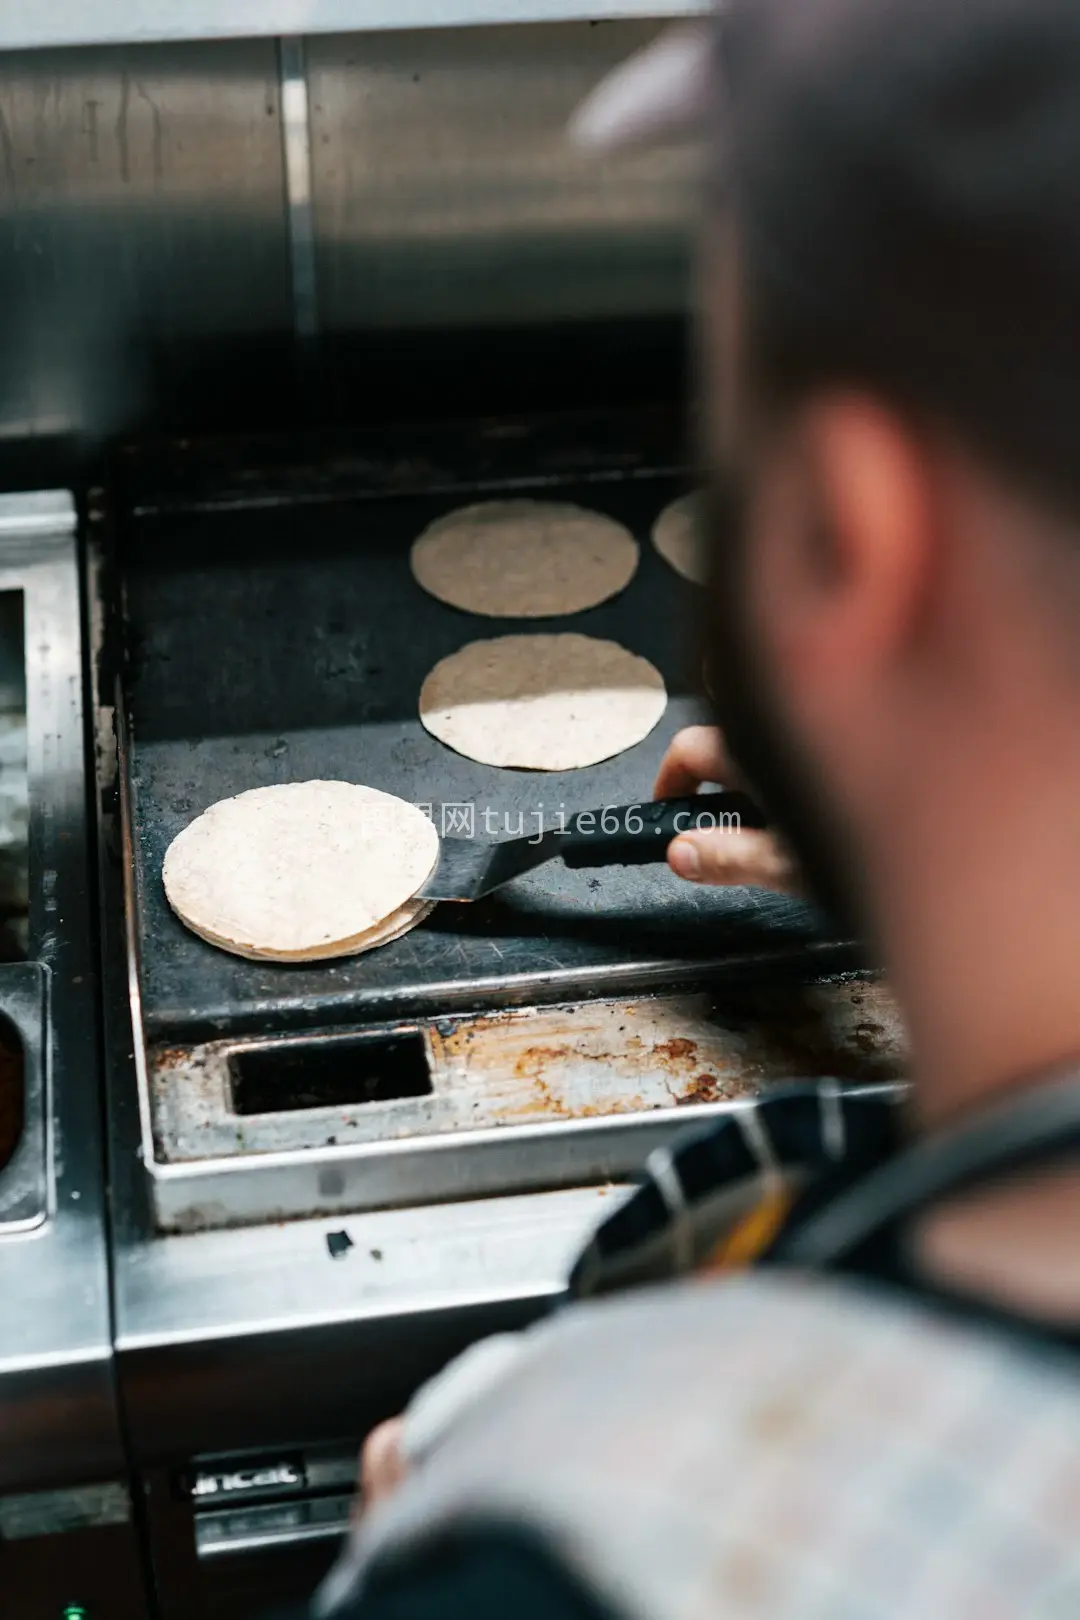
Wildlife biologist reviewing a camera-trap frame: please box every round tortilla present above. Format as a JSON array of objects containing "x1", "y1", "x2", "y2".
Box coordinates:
[
  {"x1": 162, "y1": 781, "x2": 439, "y2": 961},
  {"x1": 419, "y1": 633, "x2": 667, "y2": 771},
  {"x1": 652, "y1": 493, "x2": 705, "y2": 584},
  {"x1": 410, "y1": 499, "x2": 639, "y2": 618}
]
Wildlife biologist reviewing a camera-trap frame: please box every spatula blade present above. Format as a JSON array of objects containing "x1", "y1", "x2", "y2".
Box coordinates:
[{"x1": 416, "y1": 839, "x2": 495, "y2": 903}]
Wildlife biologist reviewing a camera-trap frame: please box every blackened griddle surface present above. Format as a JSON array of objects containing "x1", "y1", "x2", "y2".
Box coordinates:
[{"x1": 119, "y1": 413, "x2": 848, "y2": 1042}]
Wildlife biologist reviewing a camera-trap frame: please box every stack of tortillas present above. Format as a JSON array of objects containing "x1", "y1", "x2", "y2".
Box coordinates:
[{"x1": 163, "y1": 781, "x2": 439, "y2": 962}]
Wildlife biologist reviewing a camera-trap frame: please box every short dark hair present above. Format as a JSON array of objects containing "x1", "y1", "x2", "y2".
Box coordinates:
[{"x1": 720, "y1": 0, "x2": 1080, "y2": 514}]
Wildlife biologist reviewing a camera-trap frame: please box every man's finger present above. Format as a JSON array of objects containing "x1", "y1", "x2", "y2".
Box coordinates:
[
  {"x1": 653, "y1": 726, "x2": 738, "y2": 799},
  {"x1": 668, "y1": 828, "x2": 799, "y2": 894},
  {"x1": 360, "y1": 1417, "x2": 407, "y2": 1515}
]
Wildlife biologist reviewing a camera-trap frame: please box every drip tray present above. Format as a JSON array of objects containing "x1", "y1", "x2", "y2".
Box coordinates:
[{"x1": 146, "y1": 976, "x2": 906, "y2": 1233}]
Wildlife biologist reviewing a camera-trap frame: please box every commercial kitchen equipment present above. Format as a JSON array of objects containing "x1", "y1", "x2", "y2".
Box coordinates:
[
  {"x1": 0, "y1": 495, "x2": 147, "y2": 1616},
  {"x1": 0, "y1": 10, "x2": 905, "y2": 1617}
]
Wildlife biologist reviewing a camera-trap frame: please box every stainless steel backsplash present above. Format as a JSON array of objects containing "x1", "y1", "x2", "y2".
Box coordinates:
[{"x1": 0, "y1": 21, "x2": 695, "y2": 479}]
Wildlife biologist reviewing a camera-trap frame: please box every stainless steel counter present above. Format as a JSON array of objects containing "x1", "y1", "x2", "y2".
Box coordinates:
[{"x1": 114, "y1": 1185, "x2": 619, "y2": 1460}]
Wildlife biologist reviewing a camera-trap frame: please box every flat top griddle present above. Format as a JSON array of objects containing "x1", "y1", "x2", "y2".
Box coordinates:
[{"x1": 117, "y1": 412, "x2": 846, "y2": 1044}]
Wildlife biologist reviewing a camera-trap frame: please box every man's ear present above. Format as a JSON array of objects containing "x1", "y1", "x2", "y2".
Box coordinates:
[{"x1": 764, "y1": 397, "x2": 936, "y2": 686}]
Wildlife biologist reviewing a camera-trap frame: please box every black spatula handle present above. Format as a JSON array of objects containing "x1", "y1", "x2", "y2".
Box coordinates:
[{"x1": 561, "y1": 792, "x2": 768, "y2": 870}]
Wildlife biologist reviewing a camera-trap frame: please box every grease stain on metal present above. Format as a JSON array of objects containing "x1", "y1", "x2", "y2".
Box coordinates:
[{"x1": 146, "y1": 980, "x2": 906, "y2": 1177}]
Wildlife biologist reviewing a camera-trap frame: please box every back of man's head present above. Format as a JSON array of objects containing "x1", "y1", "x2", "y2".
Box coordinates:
[{"x1": 719, "y1": 0, "x2": 1080, "y2": 518}]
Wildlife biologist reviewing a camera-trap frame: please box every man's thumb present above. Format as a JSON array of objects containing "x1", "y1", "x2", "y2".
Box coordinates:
[{"x1": 668, "y1": 828, "x2": 796, "y2": 893}]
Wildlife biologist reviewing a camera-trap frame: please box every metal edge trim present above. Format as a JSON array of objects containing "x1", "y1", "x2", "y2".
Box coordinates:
[
  {"x1": 115, "y1": 1277, "x2": 563, "y2": 1353},
  {"x1": 0, "y1": 491, "x2": 77, "y2": 540},
  {"x1": 115, "y1": 680, "x2": 159, "y2": 1181},
  {"x1": 146, "y1": 1090, "x2": 759, "y2": 1185},
  {"x1": 145, "y1": 939, "x2": 865, "y2": 1042}
]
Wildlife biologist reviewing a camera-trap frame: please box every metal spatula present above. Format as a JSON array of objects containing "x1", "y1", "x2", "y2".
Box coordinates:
[{"x1": 416, "y1": 791, "x2": 768, "y2": 903}]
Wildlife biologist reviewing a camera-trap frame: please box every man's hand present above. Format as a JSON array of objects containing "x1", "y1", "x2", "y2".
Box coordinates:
[
  {"x1": 655, "y1": 726, "x2": 799, "y2": 894},
  {"x1": 358, "y1": 1417, "x2": 407, "y2": 1519}
]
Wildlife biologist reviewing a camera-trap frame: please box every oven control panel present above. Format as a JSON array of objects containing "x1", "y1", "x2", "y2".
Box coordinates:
[{"x1": 179, "y1": 1443, "x2": 358, "y2": 1562}]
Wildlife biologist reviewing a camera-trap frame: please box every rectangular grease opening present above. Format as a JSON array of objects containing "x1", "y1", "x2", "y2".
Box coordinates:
[
  {"x1": 0, "y1": 591, "x2": 26, "y2": 963},
  {"x1": 0, "y1": 1012, "x2": 24, "y2": 1172},
  {"x1": 228, "y1": 1030, "x2": 432, "y2": 1116}
]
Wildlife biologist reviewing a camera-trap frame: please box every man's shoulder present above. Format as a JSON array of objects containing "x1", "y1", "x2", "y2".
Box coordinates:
[{"x1": 322, "y1": 1273, "x2": 1080, "y2": 1620}]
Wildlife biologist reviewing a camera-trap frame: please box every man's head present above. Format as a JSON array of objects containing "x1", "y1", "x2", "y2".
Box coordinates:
[{"x1": 586, "y1": 0, "x2": 1080, "y2": 954}]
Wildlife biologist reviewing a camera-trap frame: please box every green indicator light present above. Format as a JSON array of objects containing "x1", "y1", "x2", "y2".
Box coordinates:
[{"x1": 63, "y1": 1606, "x2": 88, "y2": 1620}]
